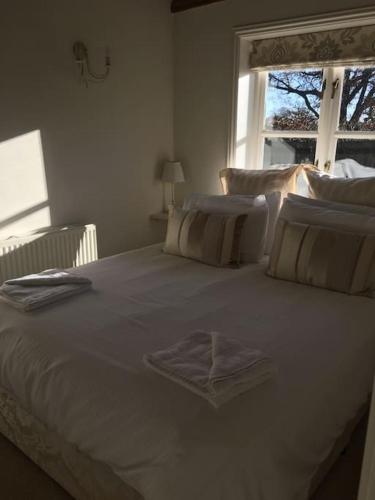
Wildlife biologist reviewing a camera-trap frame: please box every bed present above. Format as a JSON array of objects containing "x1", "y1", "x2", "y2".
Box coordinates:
[{"x1": 0, "y1": 243, "x2": 374, "y2": 500}]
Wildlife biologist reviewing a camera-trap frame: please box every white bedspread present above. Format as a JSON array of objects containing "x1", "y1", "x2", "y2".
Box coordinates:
[{"x1": 0, "y1": 244, "x2": 375, "y2": 500}]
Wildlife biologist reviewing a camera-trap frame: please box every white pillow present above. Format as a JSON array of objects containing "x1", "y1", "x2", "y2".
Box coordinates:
[
  {"x1": 287, "y1": 193, "x2": 375, "y2": 216},
  {"x1": 279, "y1": 196, "x2": 375, "y2": 236},
  {"x1": 183, "y1": 193, "x2": 266, "y2": 210},
  {"x1": 264, "y1": 192, "x2": 282, "y2": 255},
  {"x1": 183, "y1": 194, "x2": 268, "y2": 263}
]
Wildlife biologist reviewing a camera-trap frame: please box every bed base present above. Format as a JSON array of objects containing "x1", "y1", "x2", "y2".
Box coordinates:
[
  {"x1": 0, "y1": 385, "x2": 141, "y2": 500},
  {"x1": 0, "y1": 384, "x2": 367, "y2": 500}
]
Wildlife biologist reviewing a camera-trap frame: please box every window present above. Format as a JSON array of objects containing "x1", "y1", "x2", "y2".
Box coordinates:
[{"x1": 234, "y1": 65, "x2": 375, "y2": 177}]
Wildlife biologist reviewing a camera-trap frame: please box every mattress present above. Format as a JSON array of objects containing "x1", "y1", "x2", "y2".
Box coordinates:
[{"x1": 0, "y1": 244, "x2": 374, "y2": 500}]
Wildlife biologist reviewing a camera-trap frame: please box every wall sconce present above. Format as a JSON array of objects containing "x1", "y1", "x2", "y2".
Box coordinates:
[{"x1": 73, "y1": 41, "x2": 111, "y2": 87}]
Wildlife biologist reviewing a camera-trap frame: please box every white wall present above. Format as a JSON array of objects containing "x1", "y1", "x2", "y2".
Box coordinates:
[
  {"x1": 0, "y1": 0, "x2": 173, "y2": 257},
  {"x1": 174, "y1": 0, "x2": 374, "y2": 200}
]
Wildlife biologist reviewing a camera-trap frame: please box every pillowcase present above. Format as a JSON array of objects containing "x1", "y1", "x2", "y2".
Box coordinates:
[
  {"x1": 264, "y1": 191, "x2": 282, "y2": 255},
  {"x1": 305, "y1": 169, "x2": 375, "y2": 208},
  {"x1": 287, "y1": 193, "x2": 375, "y2": 216},
  {"x1": 268, "y1": 219, "x2": 375, "y2": 295},
  {"x1": 219, "y1": 164, "x2": 302, "y2": 196},
  {"x1": 183, "y1": 193, "x2": 268, "y2": 263},
  {"x1": 164, "y1": 208, "x2": 246, "y2": 267},
  {"x1": 183, "y1": 192, "x2": 266, "y2": 210},
  {"x1": 219, "y1": 166, "x2": 300, "y2": 254},
  {"x1": 280, "y1": 196, "x2": 375, "y2": 236}
]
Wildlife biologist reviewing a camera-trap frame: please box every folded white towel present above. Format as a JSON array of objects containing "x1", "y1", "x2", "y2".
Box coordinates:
[
  {"x1": 0, "y1": 282, "x2": 92, "y2": 311},
  {"x1": 5, "y1": 268, "x2": 91, "y2": 286},
  {"x1": 144, "y1": 331, "x2": 276, "y2": 408}
]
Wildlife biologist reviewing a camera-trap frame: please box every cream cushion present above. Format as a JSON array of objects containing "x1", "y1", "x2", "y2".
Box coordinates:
[
  {"x1": 219, "y1": 166, "x2": 300, "y2": 254},
  {"x1": 268, "y1": 196, "x2": 375, "y2": 295},
  {"x1": 280, "y1": 197, "x2": 375, "y2": 235},
  {"x1": 287, "y1": 193, "x2": 375, "y2": 214},
  {"x1": 219, "y1": 165, "x2": 302, "y2": 196},
  {"x1": 305, "y1": 169, "x2": 375, "y2": 208},
  {"x1": 268, "y1": 219, "x2": 375, "y2": 295},
  {"x1": 182, "y1": 194, "x2": 268, "y2": 263},
  {"x1": 164, "y1": 208, "x2": 246, "y2": 267}
]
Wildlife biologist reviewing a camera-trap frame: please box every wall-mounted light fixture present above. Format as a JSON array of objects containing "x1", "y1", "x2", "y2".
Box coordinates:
[{"x1": 73, "y1": 41, "x2": 111, "y2": 87}]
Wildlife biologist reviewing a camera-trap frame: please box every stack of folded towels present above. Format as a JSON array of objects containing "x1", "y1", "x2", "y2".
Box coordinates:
[
  {"x1": 0, "y1": 269, "x2": 92, "y2": 311},
  {"x1": 144, "y1": 330, "x2": 276, "y2": 408}
]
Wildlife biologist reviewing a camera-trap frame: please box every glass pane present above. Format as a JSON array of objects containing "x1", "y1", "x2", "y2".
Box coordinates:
[
  {"x1": 339, "y1": 67, "x2": 375, "y2": 131},
  {"x1": 263, "y1": 138, "x2": 316, "y2": 167},
  {"x1": 265, "y1": 69, "x2": 323, "y2": 131},
  {"x1": 334, "y1": 139, "x2": 375, "y2": 177}
]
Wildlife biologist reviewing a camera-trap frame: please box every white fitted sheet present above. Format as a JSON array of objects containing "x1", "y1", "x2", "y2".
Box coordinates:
[{"x1": 0, "y1": 244, "x2": 374, "y2": 500}]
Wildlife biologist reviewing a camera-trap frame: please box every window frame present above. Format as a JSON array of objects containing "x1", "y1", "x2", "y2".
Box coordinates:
[
  {"x1": 247, "y1": 65, "x2": 375, "y2": 171},
  {"x1": 229, "y1": 7, "x2": 375, "y2": 171}
]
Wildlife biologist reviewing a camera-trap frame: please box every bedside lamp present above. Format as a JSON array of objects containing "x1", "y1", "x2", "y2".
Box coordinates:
[{"x1": 161, "y1": 161, "x2": 185, "y2": 208}]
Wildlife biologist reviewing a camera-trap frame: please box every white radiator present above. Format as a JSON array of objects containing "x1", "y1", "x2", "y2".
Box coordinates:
[{"x1": 0, "y1": 224, "x2": 98, "y2": 283}]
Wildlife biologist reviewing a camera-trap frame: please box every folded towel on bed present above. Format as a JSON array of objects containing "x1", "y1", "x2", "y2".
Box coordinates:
[
  {"x1": 5, "y1": 268, "x2": 92, "y2": 286},
  {"x1": 144, "y1": 331, "x2": 276, "y2": 408},
  {"x1": 0, "y1": 281, "x2": 92, "y2": 311}
]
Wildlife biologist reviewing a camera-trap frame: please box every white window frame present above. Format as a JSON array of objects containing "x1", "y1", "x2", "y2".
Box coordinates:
[
  {"x1": 247, "y1": 65, "x2": 375, "y2": 171},
  {"x1": 228, "y1": 7, "x2": 375, "y2": 171}
]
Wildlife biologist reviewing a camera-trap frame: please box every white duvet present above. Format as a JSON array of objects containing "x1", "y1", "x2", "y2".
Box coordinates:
[{"x1": 0, "y1": 244, "x2": 375, "y2": 500}]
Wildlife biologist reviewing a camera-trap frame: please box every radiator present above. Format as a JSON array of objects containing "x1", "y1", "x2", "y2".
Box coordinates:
[{"x1": 0, "y1": 224, "x2": 98, "y2": 283}]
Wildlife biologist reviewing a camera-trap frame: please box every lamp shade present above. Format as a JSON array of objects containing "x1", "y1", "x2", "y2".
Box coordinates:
[{"x1": 161, "y1": 161, "x2": 185, "y2": 184}]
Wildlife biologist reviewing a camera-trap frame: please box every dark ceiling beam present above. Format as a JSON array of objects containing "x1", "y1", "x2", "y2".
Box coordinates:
[{"x1": 171, "y1": 0, "x2": 224, "y2": 13}]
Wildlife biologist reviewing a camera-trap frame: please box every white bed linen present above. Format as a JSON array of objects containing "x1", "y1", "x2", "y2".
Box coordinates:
[{"x1": 0, "y1": 244, "x2": 375, "y2": 500}]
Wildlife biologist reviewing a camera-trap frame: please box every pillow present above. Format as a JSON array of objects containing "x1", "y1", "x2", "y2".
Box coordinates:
[
  {"x1": 279, "y1": 197, "x2": 375, "y2": 236},
  {"x1": 264, "y1": 191, "x2": 282, "y2": 255},
  {"x1": 219, "y1": 166, "x2": 300, "y2": 254},
  {"x1": 164, "y1": 208, "x2": 247, "y2": 267},
  {"x1": 268, "y1": 219, "x2": 375, "y2": 295},
  {"x1": 183, "y1": 193, "x2": 266, "y2": 210},
  {"x1": 183, "y1": 194, "x2": 268, "y2": 263},
  {"x1": 305, "y1": 169, "x2": 375, "y2": 208},
  {"x1": 219, "y1": 165, "x2": 302, "y2": 196},
  {"x1": 287, "y1": 193, "x2": 375, "y2": 217}
]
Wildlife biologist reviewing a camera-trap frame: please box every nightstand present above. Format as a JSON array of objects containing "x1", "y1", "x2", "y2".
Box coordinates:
[{"x1": 150, "y1": 212, "x2": 168, "y2": 222}]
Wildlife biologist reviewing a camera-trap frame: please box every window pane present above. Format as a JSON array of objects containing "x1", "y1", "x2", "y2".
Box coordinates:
[
  {"x1": 334, "y1": 139, "x2": 375, "y2": 177},
  {"x1": 265, "y1": 69, "x2": 323, "y2": 131},
  {"x1": 263, "y1": 138, "x2": 316, "y2": 167},
  {"x1": 339, "y1": 67, "x2": 375, "y2": 131}
]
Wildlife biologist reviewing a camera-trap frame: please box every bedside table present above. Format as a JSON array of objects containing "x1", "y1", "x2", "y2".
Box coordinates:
[{"x1": 150, "y1": 212, "x2": 168, "y2": 222}]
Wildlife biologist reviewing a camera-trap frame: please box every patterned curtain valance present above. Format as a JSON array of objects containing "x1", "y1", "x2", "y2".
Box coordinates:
[{"x1": 249, "y1": 25, "x2": 375, "y2": 70}]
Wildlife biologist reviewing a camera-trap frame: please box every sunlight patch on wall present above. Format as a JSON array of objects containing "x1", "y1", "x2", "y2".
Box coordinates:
[
  {"x1": 235, "y1": 75, "x2": 250, "y2": 169},
  {"x1": 236, "y1": 75, "x2": 250, "y2": 142},
  {"x1": 0, "y1": 130, "x2": 50, "y2": 239}
]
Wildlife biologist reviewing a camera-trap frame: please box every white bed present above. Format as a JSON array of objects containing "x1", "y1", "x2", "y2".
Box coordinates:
[{"x1": 0, "y1": 243, "x2": 374, "y2": 500}]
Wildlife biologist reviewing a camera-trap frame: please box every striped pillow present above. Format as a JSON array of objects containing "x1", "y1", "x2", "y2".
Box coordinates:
[
  {"x1": 164, "y1": 208, "x2": 246, "y2": 267},
  {"x1": 219, "y1": 165, "x2": 302, "y2": 196},
  {"x1": 268, "y1": 219, "x2": 375, "y2": 295},
  {"x1": 305, "y1": 170, "x2": 375, "y2": 208}
]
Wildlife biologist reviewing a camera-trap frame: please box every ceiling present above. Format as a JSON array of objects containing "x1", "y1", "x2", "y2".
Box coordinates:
[{"x1": 171, "y1": 0, "x2": 224, "y2": 13}]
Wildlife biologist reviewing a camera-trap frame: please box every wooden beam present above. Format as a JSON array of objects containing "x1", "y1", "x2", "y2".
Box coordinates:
[{"x1": 171, "y1": 0, "x2": 224, "y2": 13}]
